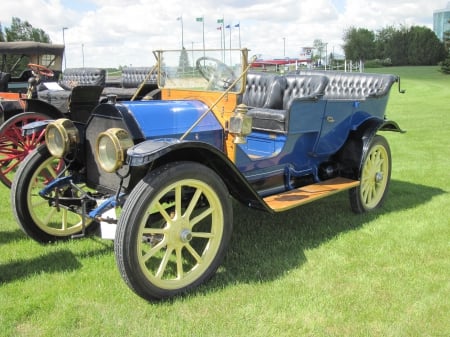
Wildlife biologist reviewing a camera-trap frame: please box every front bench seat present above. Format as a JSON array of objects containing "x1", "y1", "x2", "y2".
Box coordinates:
[{"x1": 247, "y1": 74, "x2": 328, "y2": 133}]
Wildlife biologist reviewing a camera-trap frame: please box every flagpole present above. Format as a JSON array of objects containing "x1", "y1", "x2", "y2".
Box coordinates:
[
  {"x1": 217, "y1": 17, "x2": 225, "y2": 61},
  {"x1": 226, "y1": 24, "x2": 232, "y2": 64},
  {"x1": 222, "y1": 19, "x2": 225, "y2": 61},
  {"x1": 177, "y1": 16, "x2": 184, "y2": 49},
  {"x1": 196, "y1": 16, "x2": 205, "y2": 60},
  {"x1": 236, "y1": 22, "x2": 241, "y2": 49},
  {"x1": 202, "y1": 16, "x2": 205, "y2": 57}
]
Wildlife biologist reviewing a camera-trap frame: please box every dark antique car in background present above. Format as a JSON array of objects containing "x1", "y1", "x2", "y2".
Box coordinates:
[{"x1": 11, "y1": 48, "x2": 404, "y2": 300}]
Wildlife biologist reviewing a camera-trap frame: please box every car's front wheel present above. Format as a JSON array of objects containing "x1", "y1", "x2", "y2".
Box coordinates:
[
  {"x1": 11, "y1": 144, "x2": 94, "y2": 243},
  {"x1": 114, "y1": 161, "x2": 233, "y2": 300},
  {"x1": 349, "y1": 135, "x2": 391, "y2": 213}
]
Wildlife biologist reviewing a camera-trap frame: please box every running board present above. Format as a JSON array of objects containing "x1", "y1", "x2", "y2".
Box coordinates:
[{"x1": 263, "y1": 177, "x2": 360, "y2": 212}]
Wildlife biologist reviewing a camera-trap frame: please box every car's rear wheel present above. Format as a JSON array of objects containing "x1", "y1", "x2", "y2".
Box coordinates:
[
  {"x1": 349, "y1": 135, "x2": 391, "y2": 213},
  {"x1": 0, "y1": 112, "x2": 49, "y2": 188},
  {"x1": 115, "y1": 161, "x2": 233, "y2": 300},
  {"x1": 11, "y1": 144, "x2": 94, "y2": 243}
]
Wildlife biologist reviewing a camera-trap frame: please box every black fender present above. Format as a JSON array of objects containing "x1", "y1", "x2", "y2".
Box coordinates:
[
  {"x1": 336, "y1": 118, "x2": 404, "y2": 179},
  {"x1": 24, "y1": 98, "x2": 65, "y2": 119},
  {"x1": 127, "y1": 139, "x2": 272, "y2": 212},
  {"x1": 360, "y1": 118, "x2": 404, "y2": 167}
]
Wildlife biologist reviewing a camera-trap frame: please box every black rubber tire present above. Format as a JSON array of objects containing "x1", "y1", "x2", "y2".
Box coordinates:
[
  {"x1": 349, "y1": 135, "x2": 391, "y2": 213},
  {"x1": 114, "y1": 161, "x2": 233, "y2": 300},
  {"x1": 11, "y1": 144, "x2": 94, "y2": 243}
]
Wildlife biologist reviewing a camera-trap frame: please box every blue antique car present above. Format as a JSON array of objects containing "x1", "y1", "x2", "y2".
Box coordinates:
[{"x1": 11, "y1": 48, "x2": 404, "y2": 300}]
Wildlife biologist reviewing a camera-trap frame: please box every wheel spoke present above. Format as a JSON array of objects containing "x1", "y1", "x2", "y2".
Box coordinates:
[
  {"x1": 185, "y1": 243, "x2": 202, "y2": 263},
  {"x1": 142, "y1": 237, "x2": 167, "y2": 262},
  {"x1": 176, "y1": 247, "x2": 184, "y2": 279},
  {"x1": 190, "y1": 207, "x2": 213, "y2": 228},
  {"x1": 155, "y1": 201, "x2": 173, "y2": 224},
  {"x1": 192, "y1": 231, "x2": 214, "y2": 239},
  {"x1": 184, "y1": 187, "x2": 202, "y2": 219},
  {"x1": 155, "y1": 247, "x2": 174, "y2": 279},
  {"x1": 175, "y1": 184, "x2": 182, "y2": 218},
  {"x1": 42, "y1": 207, "x2": 57, "y2": 226}
]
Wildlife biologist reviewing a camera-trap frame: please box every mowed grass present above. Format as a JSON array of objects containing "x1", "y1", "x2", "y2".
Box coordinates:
[{"x1": 1, "y1": 66, "x2": 449, "y2": 337}]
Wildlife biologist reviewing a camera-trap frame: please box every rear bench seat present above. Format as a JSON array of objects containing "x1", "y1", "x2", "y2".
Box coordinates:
[
  {"x1": 243, "y1": 72, "x2": 328, "y2": 133},
  {"x1": 102, "y1": 66, "x2": 158, "y2": 100},
  {"x1": 295, "y1": 70, "x2": 397, "y2": 100},
  {"x1": 37, "y1": 67, "x2": 106, "y2": 112}
]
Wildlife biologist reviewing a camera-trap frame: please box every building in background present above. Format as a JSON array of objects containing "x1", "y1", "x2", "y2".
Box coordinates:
[{"x1": 434, "y1": 2, "x2": 450, "y2": 41}]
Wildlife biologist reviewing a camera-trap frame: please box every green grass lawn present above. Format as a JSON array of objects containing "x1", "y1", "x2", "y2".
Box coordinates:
[{"x1": 1, "y1": 66, "x2": 449, "y2": 337}]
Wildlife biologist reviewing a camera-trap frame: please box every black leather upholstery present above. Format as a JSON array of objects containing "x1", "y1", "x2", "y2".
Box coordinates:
[
  {"x1": 294, "y1": 70, "x2": 397, "y2": 100},
  {"x1": 102, "y1": 67, "x2": 158, "y2": 100},
  {"x1": 245, "y1": 73, "x2": 328, "y2": 133},
  {"x1": 242, "y1": 73, "x2": 286, "y2": 109},
  {"x1": 121, "y1": 67, "x2": 156, "y2": 88},
  {"x1": 37, "y1": 68, "x2": 106, "y2": 112},
  {"x1": 282, "y1": 75, "x2": 328, "y2": 109},
  {"x1": 59, "y1": 68, "x2": 106, "y2": 90}
]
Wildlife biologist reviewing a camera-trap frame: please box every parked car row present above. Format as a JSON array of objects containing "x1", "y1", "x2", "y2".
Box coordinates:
[{"x1": 2, "y1": 46, "x2": 404, "y2": 301}]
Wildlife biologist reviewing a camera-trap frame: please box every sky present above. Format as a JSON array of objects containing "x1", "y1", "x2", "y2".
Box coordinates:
[{"x1": 1, "y1": 0, "x2": 448, "y2": 68}]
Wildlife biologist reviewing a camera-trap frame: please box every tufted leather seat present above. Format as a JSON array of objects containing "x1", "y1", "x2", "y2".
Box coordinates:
[
  {"x1": 121, "y1": 67, "x2": 156, "y2": 88},
  {"x1": 58, "y1": 68, "x2": 106, "y2": 90},
  {"x1": 37, "y1": 68, "x2": 106, "y2": 112},
  {"x1": 102, "y1": 67, "x2": 159, "y2": 100},
  {"x1": 294, "y1": 70, "x2": 397, "y2": 100},
  {"x1": 243, "y1": 73, "x2": 286, "y2": 109},
  {"x1": 246, "y1": 74, "x2": 328, "y2": 133}
]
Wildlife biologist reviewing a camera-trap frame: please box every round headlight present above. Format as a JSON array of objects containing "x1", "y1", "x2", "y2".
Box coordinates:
[
  {"x1": 96, "y1": 128, "x2": 133, "y2": 173},
  {"x1": 45, "y1": 118, "x2": 79, "y2": 158}
]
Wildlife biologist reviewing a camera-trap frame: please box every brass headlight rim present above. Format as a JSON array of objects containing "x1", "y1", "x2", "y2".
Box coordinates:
[
  {"x1": 45, "y1": 118, "x2": 78, "y2": 158},
  {"x1": 96, "y1": 128, "x2": 132, "y2": 173}
]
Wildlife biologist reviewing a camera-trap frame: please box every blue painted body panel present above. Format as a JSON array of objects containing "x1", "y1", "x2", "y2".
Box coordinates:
[
  {"x1": 120, "y1": 96, "x2": 382, "y2": 193},
  {"x1": 121, "y1": 100, "x2": 224, "y2": 149}
]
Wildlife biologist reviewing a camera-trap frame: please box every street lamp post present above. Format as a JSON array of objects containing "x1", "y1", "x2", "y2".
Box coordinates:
[
  {"x1": 283, "y1": 37, "x2": 286, "y2": 57},
  {"x1": 62, "y1": 27, "x2": 68, "y2": 69}
]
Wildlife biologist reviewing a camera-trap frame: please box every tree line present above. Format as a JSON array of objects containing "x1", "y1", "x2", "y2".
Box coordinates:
[{"x1": 342, "y1": 25, "x2": 447, "y2": 66}]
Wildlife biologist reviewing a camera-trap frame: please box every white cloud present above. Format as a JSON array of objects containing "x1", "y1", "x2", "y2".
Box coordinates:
[{"x1": 1, "y1": 0, "x2": 446, "y2": 68}]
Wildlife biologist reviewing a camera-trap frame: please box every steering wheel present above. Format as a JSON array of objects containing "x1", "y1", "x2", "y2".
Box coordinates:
[
  {"x1": 28, "y1": 63, "x2": 54, "y2": 78},
  {"x1": 196, "y1": 57, "x2": 237, "y2": 90}
]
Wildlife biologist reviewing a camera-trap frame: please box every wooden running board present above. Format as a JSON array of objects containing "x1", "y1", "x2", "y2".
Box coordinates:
[{"x1": 263, "y1": 177, "x2": 360, "y2": 212}]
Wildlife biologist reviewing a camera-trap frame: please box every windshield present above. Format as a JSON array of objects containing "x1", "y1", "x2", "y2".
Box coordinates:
[{"x1": 155, "y1": 48, "x2": 249, "y2": 93}]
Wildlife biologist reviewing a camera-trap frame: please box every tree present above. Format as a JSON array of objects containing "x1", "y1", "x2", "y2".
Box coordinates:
[
  {"x1": 384, "y1": 26, "x2": 409, "y2": 66},
  {"x1": 177, "y1": 47, "x2": 190, "y2": 74},
  {"x1": 407, "y1": 26, "x2": 446, "y2": 65},
  {"x1": 440, "y1": 20, "x2": 450, "y2": 74},
  {"x1": 0, "y1": 23, "x2": 5, "y2": 42},
  {"x1": 343, "y1": 27, "x2": 375, "y2": 61},
  {"x1": 4, "y1": 17, "x2": 51, "y2": 42},
  {"x1": 312, "y1": 39, "x2": 326, "y2": 66},
  {"x1": 375, "y1": 26, "x2": 397, "y2": 59}
]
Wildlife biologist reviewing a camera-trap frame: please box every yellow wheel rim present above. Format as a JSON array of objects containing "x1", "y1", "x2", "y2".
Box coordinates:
[
  {"x1": 27, "y1": 156, "x2": 90, "y2": 236},
  {"x1": 360, "y1": 143, "x2": 389, "y2": 209},
  {"x1": 137, "y1": 178, "x2": 224, "y2": 290}
]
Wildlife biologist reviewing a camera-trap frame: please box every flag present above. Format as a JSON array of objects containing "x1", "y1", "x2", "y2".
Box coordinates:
[
  {"x1": 235, "y1": 23, "x2": 240, "y2": 28},
  {"x1": 217, "y1": 26, "x2": 222, "y2": 30},
  {"x1": 225, "y1": 24, "x2": 230, "y2": 28},
  {"x1": 177, "y1": 17, "x2": 182, "y2": 21},
  {"x1": 196, "y1": 17, "x2": 203, "y2": 22},
  {"x1": 217, "y1": 19, "x2": 224, "y2": 23}
]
